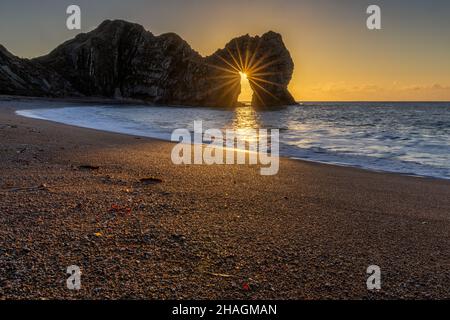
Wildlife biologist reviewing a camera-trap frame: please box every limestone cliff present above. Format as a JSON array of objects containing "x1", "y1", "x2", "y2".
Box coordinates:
[
  {"x1": 0, "y1": 45, "x2": 78, "y2": 97},
  {"x1": 1, "y1": 20, "x2": 296, "y2": 108}
]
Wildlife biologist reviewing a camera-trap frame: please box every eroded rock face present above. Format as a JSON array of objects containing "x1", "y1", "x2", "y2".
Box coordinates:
[
  {"x1": 0, "y1": 45, "x2": 78, "y2": 97},
  {"x1": 1, "y1": 20, "x2": 296, "y2": 108},
  {"x1": 205, "y1": 32, "x2": 296, "y2": 108}
]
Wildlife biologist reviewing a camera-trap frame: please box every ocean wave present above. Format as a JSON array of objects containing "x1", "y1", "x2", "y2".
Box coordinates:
[{"x1": 16, "y1": 102, "x2": 450, "y2": 180}]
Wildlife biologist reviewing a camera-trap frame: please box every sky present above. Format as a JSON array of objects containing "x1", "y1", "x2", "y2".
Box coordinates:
[{"x1": 1, "y1": 0, "x2": 450, "y2": 101}]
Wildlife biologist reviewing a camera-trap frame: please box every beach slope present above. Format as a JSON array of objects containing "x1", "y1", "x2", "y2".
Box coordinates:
[{"x1": 1, "y1": 99, "x2": 450, "y2": 299}]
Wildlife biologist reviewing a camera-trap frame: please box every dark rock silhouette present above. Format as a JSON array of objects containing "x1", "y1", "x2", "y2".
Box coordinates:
[
  {"x1": 0, "y1": 45, "x2": 78, "y2": 97},
  {"x1": 206, "y1": 32, "x2": 296, "y2": 108},
  {"x1": 0, "y1": 20, "x2": 296, "y2": 108}
]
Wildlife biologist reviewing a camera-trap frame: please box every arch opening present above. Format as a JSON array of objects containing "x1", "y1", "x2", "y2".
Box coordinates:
[{"x1": 238, "y1": 71, "x2": 254, "y2": 105}]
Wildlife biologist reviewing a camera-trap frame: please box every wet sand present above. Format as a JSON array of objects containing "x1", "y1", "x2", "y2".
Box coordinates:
[{"x1": 1, "y1": 98, "x2": 450, "y2": 300}]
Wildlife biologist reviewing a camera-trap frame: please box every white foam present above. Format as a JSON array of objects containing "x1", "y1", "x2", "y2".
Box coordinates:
[{"x1": 16, "y1": 102, "x2": 450, "y2": 180}]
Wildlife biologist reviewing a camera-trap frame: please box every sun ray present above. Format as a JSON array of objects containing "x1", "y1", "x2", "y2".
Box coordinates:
[
  {"x1": 198, "y1": 33, "x2": 285, "y2": 107},
  {"x1": 226, "y1": 47, "x2": 242, "y2": 72},
  {"x1": 251, "y1": 86, "x2": 266, "y2": 107},
  {"x1": 247, "y1": 51, "x2": 271, "y2": 72},
  {"x1": 248, "y1": 76, "x2": 284, "y2": 87},
  {"x1": 244, "y1": 43, "x2": 251, "y2": 72},
  {"x1": 206, "y1": 77, "x2": 240, "y2": 95},
  {"x1": 205, "y1": 62, "x2": 240, "y2": 75},
  {"x1": 207, "y1": 74, "x2": 241, "y2": 80},
  {"x1": 246, "y1": 38, "x2": 262, "y2": 72},
  {"x1": 249, "y1": 79, "x2": 280, "y2": 101},
  {"x1": 212, "y1": 54, "x2": 241, "y2": 73},
  {"x1": 249, "y1": 57, "x2": 282, "y2": 75},
  {"x1": 251, "y1": 71, "x2": 282, "y2": 77},
  {"x1": 217, "y1": 79, "x2": 241, "y2": 100},
  {"x1": 235, "y1": 40, "x2": 245, "y2": 72}
]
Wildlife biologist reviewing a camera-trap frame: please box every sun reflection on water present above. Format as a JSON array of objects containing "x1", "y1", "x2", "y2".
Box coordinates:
[
  {"x1": 230, "y1": 105, "x2": 265, "y2": 146},
  {"x1": 233, "y1": 105, "x2": 259, "y2": 130}
]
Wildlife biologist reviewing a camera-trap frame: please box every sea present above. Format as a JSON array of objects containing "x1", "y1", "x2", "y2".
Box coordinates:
[{"x1": 16, "y1": 102, "x2": 450, "y2": 180}]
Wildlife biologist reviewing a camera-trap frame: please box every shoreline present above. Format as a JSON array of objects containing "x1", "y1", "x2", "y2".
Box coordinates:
[
  {"x1": 15, "y1": 108, "x2": 450, "y2": 183},
  {"x1": 10, "y1": 97, "x2": 450, "y2": 182},
  {"x1": 1, "y1": 97, "x2": 450, "y2": 299}
]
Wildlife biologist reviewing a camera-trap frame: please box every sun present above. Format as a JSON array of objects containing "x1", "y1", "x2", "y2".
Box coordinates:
[
  {"x1": 238, "y1": 71, "x2": 253, "y2": 102},
  {"x1": 205, "y1": 40, "x2": 284, "y2": 106},
  {"x1": 239, "y1": 71, "x2": 248, "y2": 80}
]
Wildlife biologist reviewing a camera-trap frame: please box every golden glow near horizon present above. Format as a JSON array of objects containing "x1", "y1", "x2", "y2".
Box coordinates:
[
  {"x1": 2, "y1": 1, "x2": 450, "y2": 101},
  {"x1": 233, "y1": 105, "x2": 259, "y2": 130},
  {"x1": 238, "y1": 71, "x2": 253, "y2": 102},
  {"x1": 207, "y1": 41, "x2": 284, "y2": 106},
  {"x1": 179, "y1": 3, "x2": 450, "y2": 102},
  {"x1": 232, "y1": 105, "x2": 261, "y2": 145},
  {"x1": 200, "y1": 31, "x2": 450, "y2": 102}
]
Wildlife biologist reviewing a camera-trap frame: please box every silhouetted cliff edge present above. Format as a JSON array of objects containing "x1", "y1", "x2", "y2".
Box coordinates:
[{"x1": 0, "y1": 20, "x2": 296, "y2": 108}]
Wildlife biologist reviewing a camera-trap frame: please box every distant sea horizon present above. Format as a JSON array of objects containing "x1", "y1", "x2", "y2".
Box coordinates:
[{"x1": 297, "y1": 101, "x2": 450, "y2": 103}]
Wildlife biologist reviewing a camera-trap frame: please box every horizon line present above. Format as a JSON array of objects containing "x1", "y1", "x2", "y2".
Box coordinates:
[{"x1": 297, "y1": 100, "x2": 450, "y2": 103}]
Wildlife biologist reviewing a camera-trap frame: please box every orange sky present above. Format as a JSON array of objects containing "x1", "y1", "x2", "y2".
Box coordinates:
[{"x1": 1, "y1": 0, "x2": 450, "y2": 101}]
